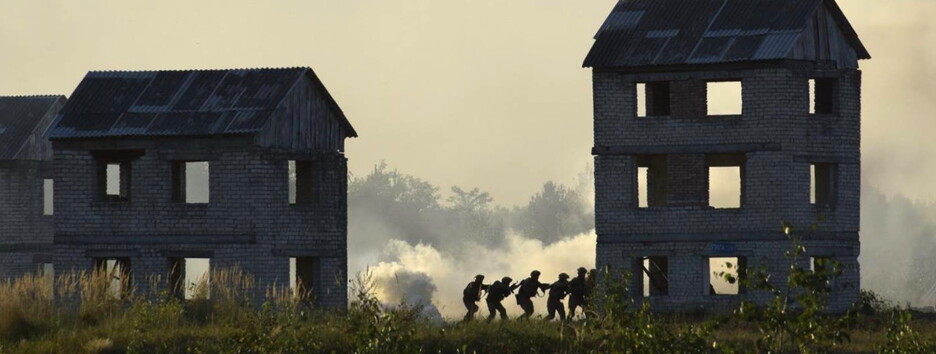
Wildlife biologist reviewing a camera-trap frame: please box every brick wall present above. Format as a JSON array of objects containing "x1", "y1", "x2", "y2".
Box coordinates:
[
  {"x1": 593, "y1": 62, "x2": 862, "y2": 312},
  {"x1": 52, "y1": 137, "x2": 348, "y2": 309},
  {"x1": 0, "y1": 161, "x2": 53, "y2": 279}
]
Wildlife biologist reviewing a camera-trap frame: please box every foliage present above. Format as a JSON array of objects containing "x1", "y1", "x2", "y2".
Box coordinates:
[
  {"x1": 514, "y1": 181, "x2": 594, "y2": 243},
  {"x1": 876, "y1": 310, "x2": 933, "y2": 353},
  {"x1": 0, "y1": 262, "x2": 934, "y2": 352},
  {"x1": 348, "y1": 162, "x2": 592, "y2": 257},
  {"x1": 724, "y1": 223, "x2": 856, "y2": 353},
  {"x1": 586, "y1": 267, "x2": 717, "y2": 353}
]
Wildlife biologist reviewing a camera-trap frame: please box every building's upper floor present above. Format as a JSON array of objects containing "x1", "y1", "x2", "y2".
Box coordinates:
[
  {"x1": 586, "y1": 0, "x2": 869, "y2": 155},
  {"x1": 45, "y1": 68, "x2": 355, "y2": 242}
]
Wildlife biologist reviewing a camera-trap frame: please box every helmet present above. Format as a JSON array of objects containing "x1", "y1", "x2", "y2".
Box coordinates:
[
  {"x1": 530, "y1": 270, "x2": 541, "y2": 278},
  {"x1": 475, "y1": 274, "x2": 485, "y2": 280},
  {"x1": 502, "y1": 276, "x2": 513, "y2": 284},
  {"x1": 559, "y1": 273, "x2": 570, "y2": 280},
  {"x1": 577, "y1": 267, "x2": 587, "y2": 275}
]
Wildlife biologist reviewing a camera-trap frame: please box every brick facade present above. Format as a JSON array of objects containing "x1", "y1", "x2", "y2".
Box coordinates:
[
  {"x1": 51, "y1": 137, "x2": 348, "y2": 308},
  {"x1": 593, "y1": 63, "x2": 862, "y2": 312},
  {"x1": 0, "y1": 161, "x2": 54, "y2": 278}
]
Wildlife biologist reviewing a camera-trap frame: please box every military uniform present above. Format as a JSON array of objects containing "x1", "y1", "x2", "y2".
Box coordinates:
[
  {"x1": 462, "y1": 275, "x2": 488, "y2": 322},
  {"x1": 486, "y1": 277, "x2": 519, "y2": 321},
  {"x1": 516, "y1": 271, "x2": 550, "y2": 319},
  {"x1": 546, "y1": 274, "x2": 570, "y2": 321},
  {"x1": 568, "y1": 268, "x2": 589, "y2": 318}
]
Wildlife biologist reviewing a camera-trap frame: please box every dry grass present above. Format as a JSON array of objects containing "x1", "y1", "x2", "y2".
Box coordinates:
[{"x1": 0, "y1": 268, "x2": 932, "y2": 353}]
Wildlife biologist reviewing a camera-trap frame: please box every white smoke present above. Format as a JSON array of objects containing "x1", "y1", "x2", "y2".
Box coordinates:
[{"x1": 364, "y1": 231, "x2": 596, "y2": 319}]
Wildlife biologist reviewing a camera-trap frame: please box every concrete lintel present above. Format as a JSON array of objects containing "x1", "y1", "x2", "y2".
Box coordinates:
[
  {"x1": 0, "y1": 243, "x2": 54, "y2": 253},
  {"x1": 792, "y1": 155, "x2": 860, "y2": 164},
  {"x1": 32, "y1": 254, "x2": 53, "y2": 263},
  {"x1": 806, "y1": 246, "x2": 859, "y2": 257},
  {"x1": 85, "y1": 249, "x2": 141, "y2": 258},
  {"x1": 161, "y1": 249, "x2": 215, "y2": 258},
  {"x1": 593, "y1": 143, "x2": 781, "y2": 156},
  {"x1": 597, "y1": 232, "x2": 859, "y2": 243},
  {"x1": 271, "y1": 248, "x2": 343, "y2": 258},
  {"x1": 158, "y1": 151, "x2": 218, "y2": 161},
  {"x1": 55, "y1": 234, "x2": 256, "y2": 245}
]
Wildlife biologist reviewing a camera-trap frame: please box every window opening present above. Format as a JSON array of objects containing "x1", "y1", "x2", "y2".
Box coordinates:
[
  {"x1": 636, "y1": 155, "x2": 667, "y2": 208},
  {"x1": 706, "y1": 81, "x2": 743, "y2": 116},
  {"x1": 172, "y1": 161, "x2": 210, "y2": 204},
  {"x1": 94, "y1": 258, "x2": 131, "y2": 299},
  {"x1": 637, "y1": 82, "x2": 671, "y2": 117},
  {"x1": 707, "y1": 154, "x2": 745, "y2": 209},
  {"x1": 709, "y1": 257, "x2": 745, "y2": 295},
  {"x1": 640, "y1": 256, "x2": 669, "y2": 297},
  {"x1": 290, "y1": 257, "x2": 319, "y2": 301},
  {"x1": 810, "y1": 256, "x2": 836, "y2": 291},
  {"x1": 293, "y1": 161, "x2": 316, "y2": 204},
  {"x1": 288, "y1": 160, "x2": 297, "y2": 204},
  {"x1": 811, "y1": 163, "x2": 837, "y2": 206},
  {"x1": 43, "y1": 179, "x2": 53, "y2": 215},
  {"x1": 106, "y1": 163, "x2": 121, "y2": 197},
  {"x1": 169, "y1": 258, "x2": 211, "y2": 299},
  {"x1": 810, "y1": 78, "x2": 836, "y2": 115}
]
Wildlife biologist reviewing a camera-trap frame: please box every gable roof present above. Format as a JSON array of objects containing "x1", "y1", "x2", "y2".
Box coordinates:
[
  {"x1": 46, "y1": 67, "x2": 356, "y2": 139},
  {"x1": 584, "y1": 0, "x2": 870, "y2": 68},
  {"x1": 0, "y1": 96, "x2": 66, "y2": 160}
]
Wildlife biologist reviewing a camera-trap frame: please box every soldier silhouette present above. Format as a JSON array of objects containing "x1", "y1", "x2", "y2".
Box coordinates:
[
  {"x1": 462, "y1": 274, "x2": 488, "y2": 322},
  {"x1": 546, "y1": 273, "x2": 570, "y2": 321},
  {"x1": 568, "y1": 267, "x2": 589, "y2": 319},
  {"x1": 486, "y1": 276, "x2": 520, "y2": 321},
  {"x1": 516, "y1": 270, "x2": 550, "y2": 319}
]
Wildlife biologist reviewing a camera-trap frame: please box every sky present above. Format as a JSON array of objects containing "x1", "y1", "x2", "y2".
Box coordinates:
[{"x1": 0, "y1": 0, "x2": 932, "y2": 206}]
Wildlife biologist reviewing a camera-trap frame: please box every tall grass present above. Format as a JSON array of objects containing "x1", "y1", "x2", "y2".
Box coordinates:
[{"x1": 0, "y1": 266, "x2": 933, "y2": 353}]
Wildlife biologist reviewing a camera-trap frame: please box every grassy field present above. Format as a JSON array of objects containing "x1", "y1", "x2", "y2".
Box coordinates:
[{"x1": 0, "y1": 268, "x2": 934, "y2": 353}]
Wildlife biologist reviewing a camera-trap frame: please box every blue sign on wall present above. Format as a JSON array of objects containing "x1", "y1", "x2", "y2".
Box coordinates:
[{"x1": 711, "y1": 242, "x2": 737, "y2": 255}]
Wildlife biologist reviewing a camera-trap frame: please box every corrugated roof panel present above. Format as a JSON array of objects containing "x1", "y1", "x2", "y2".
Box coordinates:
[
  {"x1": 172, "y1": 71, "x2": 227, "y2": 111},
  {"x1": 689, "y1": 37, "x2": 735, "y2": 64},
  {"x1": 47, "y1": 67, "x2": 357, "y2": 140},
  {"x1": 202, "y1": 71, "x2": 247, "y2": 111},
  {"x1": 724, "y1": 35, "x2": 766, "y2": 61},
  {"x1": 753, "y1": 32, "x2": 801, "y2": 60},
  {"x1": 133, "y1": 71, "x2": 190, "y2": 107},
  {"x1": 226, "y1": 110, "x2": 271, "y2": 133},
  {"x1": 147, "y1": 112, "x2": 225, "y2": 136},
  {"x1": 0, "y1": 96, "x2": 65, "y2": 160},
  {"x1": 584, "y1": 0, "x2": 867, "y2": 68}
]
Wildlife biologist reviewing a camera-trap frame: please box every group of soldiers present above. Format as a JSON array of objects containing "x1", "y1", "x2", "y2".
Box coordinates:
[{"x1": 461, "y1": 267, "x2": 596, "y2": 322}]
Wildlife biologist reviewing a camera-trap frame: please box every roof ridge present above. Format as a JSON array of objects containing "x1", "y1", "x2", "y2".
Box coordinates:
[
  {"x1": 86, "y1": 67, "x2": 312, "y2": 74},
  {"x1": 0, "y1": 95, "x2": 66, "y2": 99}
]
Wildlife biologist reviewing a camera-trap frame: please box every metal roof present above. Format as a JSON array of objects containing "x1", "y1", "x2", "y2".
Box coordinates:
[
  {"x1": 0, "y1": 96, "x2": 65, "y2": 160},
  {"x1": 47, "y1": 67, "x2": 356, "y2": 139},
  {"x1": 584, "y1": 0, "x2": 870, "y2": 68}
]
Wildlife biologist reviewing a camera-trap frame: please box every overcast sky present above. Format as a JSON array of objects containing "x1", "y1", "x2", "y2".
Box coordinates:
[{"x1": 1, "y1": 0, "x2": 931, "y2": 206}]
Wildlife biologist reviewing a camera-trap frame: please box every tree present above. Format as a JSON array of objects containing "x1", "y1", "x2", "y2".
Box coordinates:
[{"x1": 516, "y1": 182, "x2": 594, "y2": 244}]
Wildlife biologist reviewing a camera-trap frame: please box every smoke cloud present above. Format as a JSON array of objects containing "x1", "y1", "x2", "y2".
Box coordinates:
[{"x1": 366, "y1": 232, "x2": 596, "y2": 319}]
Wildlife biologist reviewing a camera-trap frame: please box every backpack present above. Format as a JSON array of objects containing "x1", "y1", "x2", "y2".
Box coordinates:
[
  {"x1": 463, "y1": 281, "x2": 480, "y2": 301},
  {"x1": 518, "y1": 278, "x2": 536, "y2": 298}
]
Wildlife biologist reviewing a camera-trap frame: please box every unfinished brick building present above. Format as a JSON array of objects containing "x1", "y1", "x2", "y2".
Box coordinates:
[
  {"x1": 0, "y1": 96, "x2": 66, "y2": 279},
  {"x1": 585, "y1": 0, "x2": 869, "y2": 311},
  {"x1": 46, "y1": 68, "x2": 356, "y2": 307}
]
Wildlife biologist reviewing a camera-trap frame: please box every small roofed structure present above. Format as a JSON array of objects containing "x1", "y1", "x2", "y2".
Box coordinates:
[
  {"x1": 0, "y1": 95, "x2": 66, "y2": 278},
  {"x1": 47, "y1": 68, "x2": 354, "y2": 307}
]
